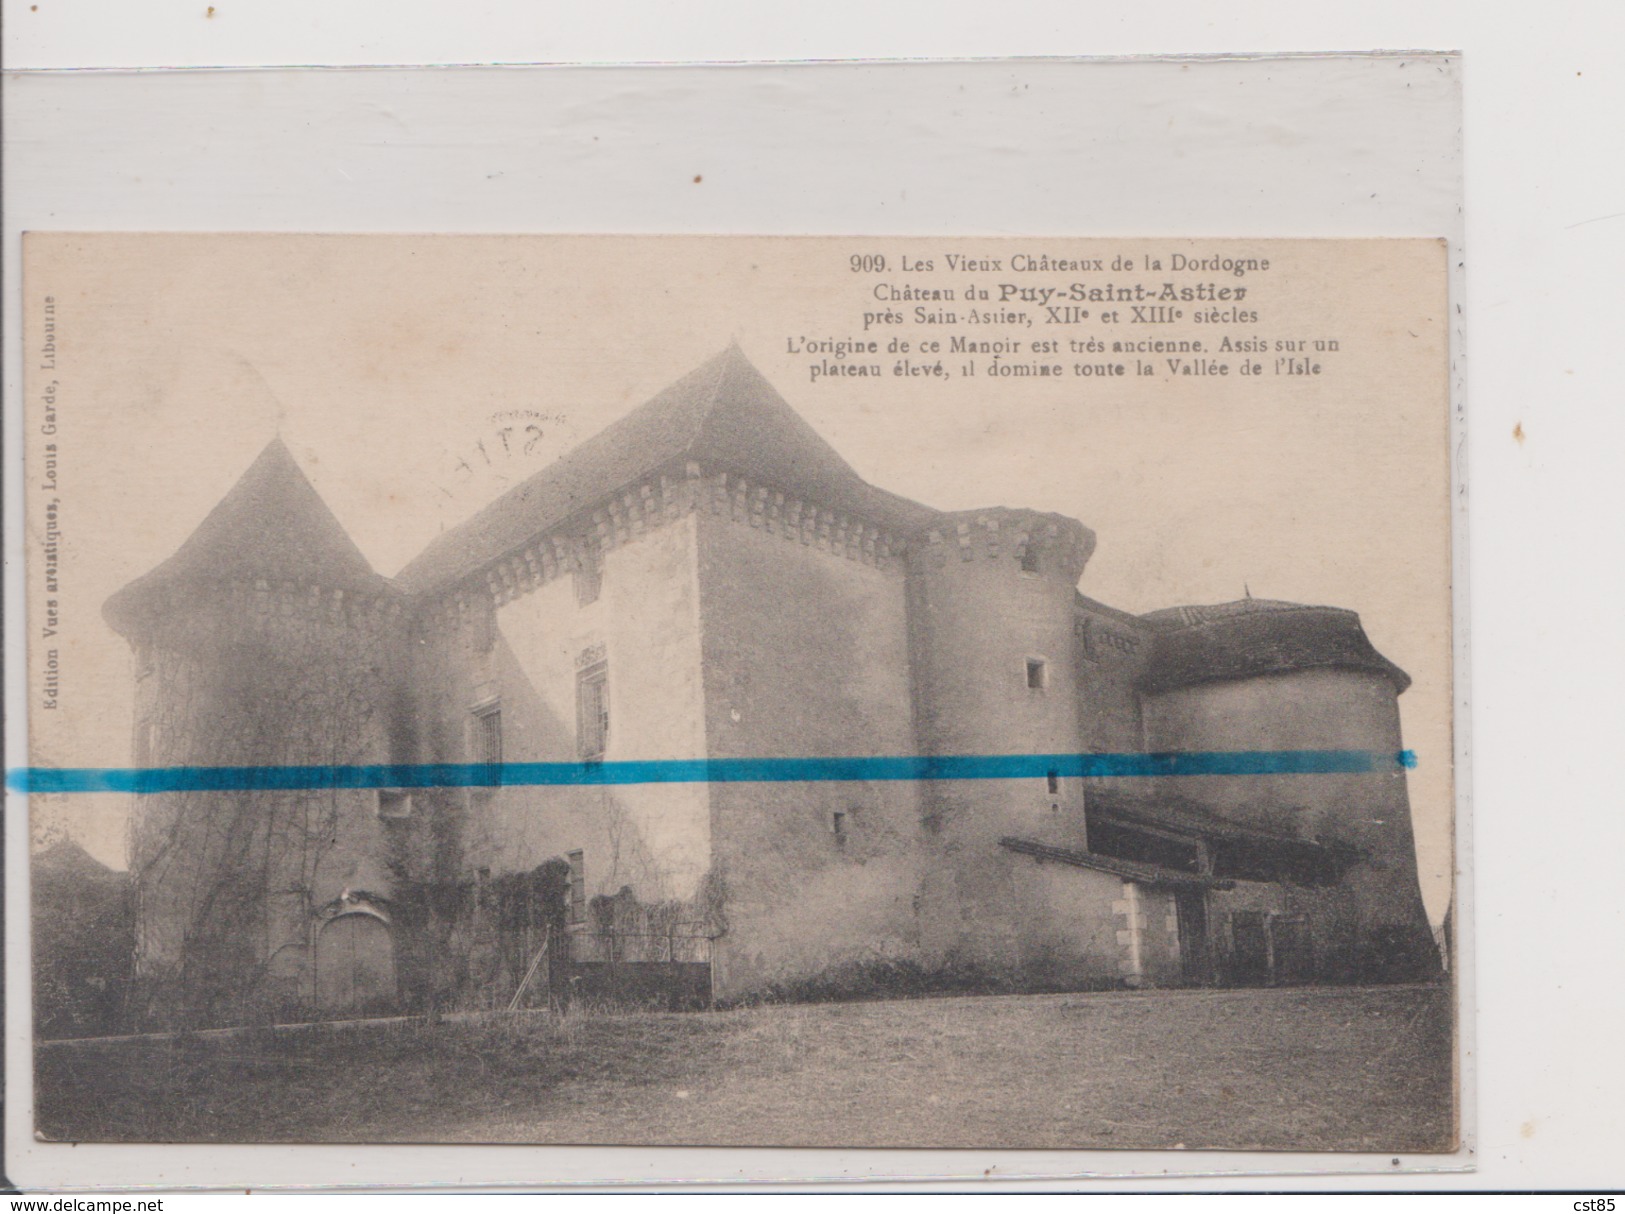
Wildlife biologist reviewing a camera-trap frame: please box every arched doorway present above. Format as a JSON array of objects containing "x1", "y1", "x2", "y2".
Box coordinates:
[{"x1": 315, "y1": 910, "x2": 397, "y2": 1011}]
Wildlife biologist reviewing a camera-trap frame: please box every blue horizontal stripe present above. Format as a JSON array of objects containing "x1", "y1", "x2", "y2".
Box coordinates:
[{"x1": 7, "y1": 750, "x2": 1416, "y2": 795}]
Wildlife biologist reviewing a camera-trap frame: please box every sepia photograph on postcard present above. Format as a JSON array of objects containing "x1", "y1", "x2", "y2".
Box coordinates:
[{"x1": 21, "y1": 233, "x2": 1455, "y2": 1152}]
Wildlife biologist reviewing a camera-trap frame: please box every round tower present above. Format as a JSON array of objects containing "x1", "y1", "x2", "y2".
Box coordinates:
[
  {"x1": 905, "y1": 508, "x2": 1095, "y2": 967},
  {"x1": 105, "y1": 439, "x2": 404, "y2": 1025}
]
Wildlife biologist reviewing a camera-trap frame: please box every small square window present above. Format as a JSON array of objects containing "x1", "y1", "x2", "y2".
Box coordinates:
[{"x1": 1026, "y1": 658, "x2": 1047, "y2": 690}]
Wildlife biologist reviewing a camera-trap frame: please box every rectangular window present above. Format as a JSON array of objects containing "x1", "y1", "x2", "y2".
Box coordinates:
[
  {"x1": 1026, "y1": 658, "x2": 1047, "y2": 689},
  {"x1": 1020, "y1": 546, "x2": 1041, "y2": 574},
  {"x1": 575, "y1": 543, "x2": 603, "y2": 606},
  {"x1": 577, "y1": 662, "x2": 609, "y2": 760},
  {"x1": 567, "y1": 850, "x2": 586, "y2": 925},
  {"x1": 832, "y1": 810, "x2": 848, "y2": 844},
  {"x1": 1046, "y1": 770, "x2": 1060, "y2": 795}
]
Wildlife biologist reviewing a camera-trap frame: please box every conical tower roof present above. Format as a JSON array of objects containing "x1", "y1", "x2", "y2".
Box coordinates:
[
  {"x1": 396, "y1": 345, "x2": 937, "y2": 594},
  {"x1": 104, "y1": 438, "x2": 391, "y2": 636}
]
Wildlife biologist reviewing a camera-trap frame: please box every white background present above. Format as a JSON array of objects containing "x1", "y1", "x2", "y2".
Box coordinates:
[{"x1": 4, "y1": 0, "x2": 1622, "y2": 1195}]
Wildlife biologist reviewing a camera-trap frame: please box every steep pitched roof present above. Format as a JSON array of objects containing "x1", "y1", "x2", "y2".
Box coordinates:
[
  {"x1": 1137, "y1": 598, "x2": 1410, "y2": 694},
  {"x1": 104, "y1": 438, "x2": 391, "y2": 635},
  {"x1": 395, "y1": 345, "x2": 937, "y2": 595}
]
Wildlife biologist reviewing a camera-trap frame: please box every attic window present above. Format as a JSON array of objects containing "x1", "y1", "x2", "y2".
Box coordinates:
[
  {"x1": 1026, "y1": 658, "x2": 1048, "y2": 690},
  {"x1": 575, "y1": 543, "x2": 603, "y2": 606},
  {"x1": 1020, "y1": 547, "x2": 1041, "y2": 575}
]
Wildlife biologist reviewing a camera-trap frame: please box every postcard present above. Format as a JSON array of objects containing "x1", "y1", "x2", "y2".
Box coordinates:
[{"x1": 22, "y1": 233, "x2": 1453, "y2": 1151}]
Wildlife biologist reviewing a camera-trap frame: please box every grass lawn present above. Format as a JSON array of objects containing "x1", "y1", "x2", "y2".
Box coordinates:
[{"x1": 35, "y1": 983, "x2": 1455, "y2": 1151}]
